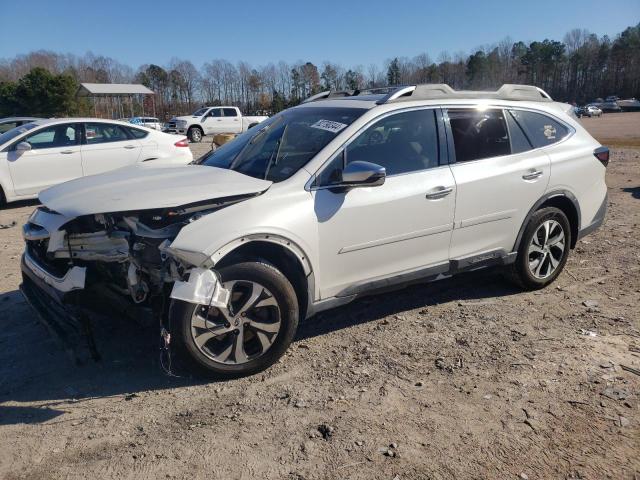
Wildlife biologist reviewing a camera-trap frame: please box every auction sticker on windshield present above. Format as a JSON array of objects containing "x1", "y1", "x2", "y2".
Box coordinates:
[{"x1": 311, "y1": 120, "x2": 348, "y2": 134}]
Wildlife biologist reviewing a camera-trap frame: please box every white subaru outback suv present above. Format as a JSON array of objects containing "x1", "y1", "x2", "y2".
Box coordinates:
[{"x1": 20, "y1": 84, "x2": 608, "y2": 377}]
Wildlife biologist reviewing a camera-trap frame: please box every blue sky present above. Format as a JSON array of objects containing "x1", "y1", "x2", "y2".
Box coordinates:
[{"x1": 1, "y1": 0, "x2": 638, "y2": 68}]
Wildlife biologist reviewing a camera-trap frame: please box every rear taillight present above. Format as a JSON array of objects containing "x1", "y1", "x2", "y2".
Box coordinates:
[
  {"x1": 593, "y1": 146, "x2": 609, "y2": 167},
  {"x1": 174, "y1": 138, "x2": 189, "y2": 147}
]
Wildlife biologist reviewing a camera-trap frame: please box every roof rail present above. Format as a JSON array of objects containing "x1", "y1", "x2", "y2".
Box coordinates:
[
  {"x1": 302, "y1": 90, "x2": 360, "y2": 103},
  {"x1": 377, "y1": 83, "x2": 553, "y2": 104}
]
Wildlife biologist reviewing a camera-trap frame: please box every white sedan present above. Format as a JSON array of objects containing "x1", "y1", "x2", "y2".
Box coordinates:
[{"x1": 0, "y1": 118, "x2": 193, "y2": 206}]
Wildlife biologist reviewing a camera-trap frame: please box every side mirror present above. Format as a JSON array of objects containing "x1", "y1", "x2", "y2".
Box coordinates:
[
  {"x1": 341, "y1": 161, "x2": 386, "y2": 187},
  {"x1": 15, "y1": 142, "x2": 31, "y2": 153}
]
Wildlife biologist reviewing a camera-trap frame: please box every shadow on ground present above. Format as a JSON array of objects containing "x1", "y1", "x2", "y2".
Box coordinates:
[
  {"x1": 0, "y1": 268, "x2": 518, "y2": 425},
  {"x1": 622, "y1": 186, "x2": 640, "y2": 199}
]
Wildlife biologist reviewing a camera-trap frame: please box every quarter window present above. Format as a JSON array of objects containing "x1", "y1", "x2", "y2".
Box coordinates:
[
  {"x1": 126, "y1": 127, "x2": 149, "y2": 139},
  {"x1": 345, "y1": 109, "x2": 439, "y2": 176},
  {"x1": 448, "y1": 109, "x2": 510, "y2": 162},
  {"x1": 85, "y1": 123, "x2": 130, "y2": 144},
  {"x1": 21, "y1": 124, "x2": 79, "y2": 150},
  {"x1": 509, "y1": 110, "x2": 569, "y2": 148}
]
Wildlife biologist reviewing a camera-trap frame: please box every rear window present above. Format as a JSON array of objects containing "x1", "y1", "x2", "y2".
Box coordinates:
[{"x1": 508, "y1": 110, "x2": 570, "y2": 148}]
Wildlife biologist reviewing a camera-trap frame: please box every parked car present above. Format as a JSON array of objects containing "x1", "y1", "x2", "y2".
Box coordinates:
[
  {"x1": 596, "y1": 101, "x2": 622, "y2": 113},
  {"x1": 130, "y1": 116, "x2": 163, "y2": 130},
  {"x1": 577, "y1": 105, "x2": 603, "y2": 117},
  {"x1": 617, "y1": 98, "x2": 640, "y2": 112},
  {"x1": 0, "y1": 118, "x2": 192, "y2": 205},
  {"x1": 164, "y1": 106, "x2": 268, "y2": 143},
  {"x1": 20, "y1": 84, "x2": 608, "y2": 378},
  {"x1": 0, "y1": 117, "x2": 40, "y2": 134}
]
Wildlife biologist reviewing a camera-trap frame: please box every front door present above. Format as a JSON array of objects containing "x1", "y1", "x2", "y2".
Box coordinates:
[
  {"x1": 202, "y1": 108, "x2": 224, "y2": 135},
  {"x1": 81, "y1": 122, "x2": 141, "y2": 176},
  {"x1": 314, "y1": 108, "x2": 456, "y2": 299},
  {"x1": 7, "y1": 123, "x2": 83, "y2": 196}
]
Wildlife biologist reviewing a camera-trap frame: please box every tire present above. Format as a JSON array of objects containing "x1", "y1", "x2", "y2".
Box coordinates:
[
  {"x1": 0, "y1": 187, "x2": 5, "y2": 209},
  {"x1": 506, "y1": 207, "x2": 571, "y2": 290},
  {"x1": 170, "y1": 261, "x2": 299, "y2": 378},
  {"x1": 187, "y1": 126, "x2": 203, "y2": 143}
]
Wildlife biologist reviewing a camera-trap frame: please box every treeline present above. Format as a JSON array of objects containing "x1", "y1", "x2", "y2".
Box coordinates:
[{"x1": 0, "y1": 24, "x2": 638, "y2": 119}]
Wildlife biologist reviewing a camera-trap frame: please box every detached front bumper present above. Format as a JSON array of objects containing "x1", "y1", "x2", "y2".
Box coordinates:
[{"x1": 20, "y1": 252, "x2": 98, "y2": 363}]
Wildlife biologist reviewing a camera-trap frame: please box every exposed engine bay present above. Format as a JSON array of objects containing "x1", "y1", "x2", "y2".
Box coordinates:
[{"x1": 22, "y1": 195, "x2": 256, "y2": 313}]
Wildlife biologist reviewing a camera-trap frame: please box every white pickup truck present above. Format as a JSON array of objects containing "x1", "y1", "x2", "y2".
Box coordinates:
[{"x1": 164, "y1": 106, "x2": 269, "y2": 143}]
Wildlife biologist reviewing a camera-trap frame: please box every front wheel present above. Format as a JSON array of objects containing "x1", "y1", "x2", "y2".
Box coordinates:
[
  {"x1": 187, "y1": 126, "x2": 203, "y2": 143},
  {"x1": 507, "y1": 207, "x2": 571, "y2": 290},
  {"x1": 170, "y1": 262, "x2": 299, "y2": 378}
]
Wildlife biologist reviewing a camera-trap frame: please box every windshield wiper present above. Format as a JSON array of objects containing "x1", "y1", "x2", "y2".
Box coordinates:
[{"x1": 264, "y1": 124, "x2": 288, "y2": 180}]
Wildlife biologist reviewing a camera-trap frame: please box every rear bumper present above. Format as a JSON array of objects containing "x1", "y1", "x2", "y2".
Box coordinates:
[{"x1": 577, "y1": 192, "x2": 608, "y2": 241}]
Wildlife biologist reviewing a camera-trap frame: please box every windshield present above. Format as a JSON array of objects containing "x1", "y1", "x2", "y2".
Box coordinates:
[
  {"x1": 192, "y1": 108, "x2": 209, "y2": 116},
  {"x1": 0, "y1": 122, "x2": 38, "y2": 147},
  {"x1": 198, "y1": 106, "x2": 366, "y2": 182}
]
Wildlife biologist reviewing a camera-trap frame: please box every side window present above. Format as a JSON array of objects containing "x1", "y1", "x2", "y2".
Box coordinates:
[
  {"x1": 505, "y1": 111, "x2": 532, "y2": 154},
  {"x1": 22, "y1": 124, "x2": 79, "y2": 150},
  {"x1": 509, "y1": 110, "x2": 570, "y2": 148},
  {"x1": 126, "y1": 127, "x2": 149, "y2": 139},
  {"x1": 208, "y1": 108, "x2": 223, "y2": 118},
  {"x1": 0, "y1": 122, "x2": 19, "y2": 134},
  {"x1": 448, "y1": 109, "x2": 510, "y2": 162},
  {"x1": 85, "y1": 123, "x2": 130, "y2": 144},
  {"x1": 223, "y1": 108, "x2": 238, "y2": 117},
  {"x1": 345, "y1": 109, "x2": 439, "y2": 176}
]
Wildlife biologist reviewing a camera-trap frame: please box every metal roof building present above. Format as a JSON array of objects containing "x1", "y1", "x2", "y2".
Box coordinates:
[{"x1": 77, "y1": 83, "x2": 156, "y2": 119}]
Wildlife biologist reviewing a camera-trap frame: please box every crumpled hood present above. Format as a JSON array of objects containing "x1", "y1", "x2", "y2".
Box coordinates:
[{"x1": 39, "y1": 165, "x2": 272, "y2": 217}]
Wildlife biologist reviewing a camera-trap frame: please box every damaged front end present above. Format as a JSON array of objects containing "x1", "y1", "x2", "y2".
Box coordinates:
[{"x1": 20, "y1": 197, "x2": 244, "y2": 362}]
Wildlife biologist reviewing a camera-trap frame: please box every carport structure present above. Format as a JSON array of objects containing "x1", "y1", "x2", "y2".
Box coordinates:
[{"x1": 77, "y1": 83, "x2": 156, "y2": 120}]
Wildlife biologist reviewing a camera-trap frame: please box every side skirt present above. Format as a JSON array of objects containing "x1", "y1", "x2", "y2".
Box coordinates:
[{"x1": 309, "y1": 249, "x2": 517, "y2": 317}]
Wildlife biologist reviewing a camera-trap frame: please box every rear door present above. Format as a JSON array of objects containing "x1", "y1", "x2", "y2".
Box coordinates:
[
  {"x1": 7, "y1": 123, "x2": 83, "y2": 196},
  {"x1": 222, "y1": 108, "x2": 243, "y2": 133},
  {"x1": 80, "y1": 122, "x2": 142, "y2": 176},
  {"x1": 445, "y1": 107, "x2": 550, "y2": 261}
]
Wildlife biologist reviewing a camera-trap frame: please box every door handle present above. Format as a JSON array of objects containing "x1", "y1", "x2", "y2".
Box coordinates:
[
  {"x1": 60, "y1": 150, "x2": 75, "y2": 154},
  {"x1": 217, "y1": 119, "x2": 222, "y2": 122},
  {"x1": 123, "y1": 145, "x2": 137, "y2": 149},
  {"x1": 425, "y1": 186, "x2": 453, "y2": 199},
  {"x1": 522, "y1": 170, "x2": 543, "y2": 180}
]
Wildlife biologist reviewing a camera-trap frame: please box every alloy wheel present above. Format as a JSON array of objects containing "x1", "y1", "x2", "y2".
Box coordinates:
[
  {"x1": 527, "y1": 219, "x2": 566, "y2": 279},
  {"x1": 190, "y1": 280, "x2": 281, "y2": 364}
]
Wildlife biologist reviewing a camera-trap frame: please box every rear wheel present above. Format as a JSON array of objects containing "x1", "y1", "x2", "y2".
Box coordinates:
[
  {"x1": 170, "y1": 262, "x2": 299, "y2": 378},
  {"x1": 0, "y1": 187, "x2": 6, "y2": 209},
  {"x1": 187, "y1": 126, "x2": 203, "y2": 143},
  {"x1": 507, "y1": 207, "x2": 571, "y2": 290}
]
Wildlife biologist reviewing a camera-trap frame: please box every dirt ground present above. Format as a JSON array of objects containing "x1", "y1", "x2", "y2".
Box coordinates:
[{"x1": 0, "y1": 114, "x2": 638, "y2": 480}]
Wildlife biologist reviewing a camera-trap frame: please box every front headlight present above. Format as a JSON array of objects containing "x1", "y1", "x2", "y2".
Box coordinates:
[{"x1": 177, "y1": 120, "x2": 188, "y2": 127}]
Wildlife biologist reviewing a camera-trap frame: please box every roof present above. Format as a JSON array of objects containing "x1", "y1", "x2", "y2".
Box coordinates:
[
  {"x1": 0, "y1": 116, "x2": 41, "y2": 122},
  {"x1": 78, "y1": 83, "x2": 154, "y2": 96}
]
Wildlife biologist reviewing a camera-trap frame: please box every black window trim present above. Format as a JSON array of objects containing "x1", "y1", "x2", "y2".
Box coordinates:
[
  {"x1": 308, "y1": 106, "x2": 448, "y2": 191},
  {"x1": 81, "y1": 121, "x2": 141, "y2": 145},
  {"x1": 9, "y1": 121, "x2": 82, "y2": 151},
  {"x1": 443, "y1": 104, "x2": 575, "y2": 165}
]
